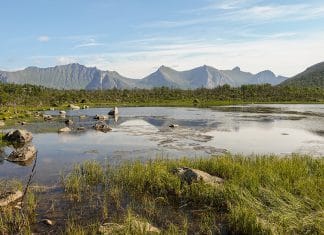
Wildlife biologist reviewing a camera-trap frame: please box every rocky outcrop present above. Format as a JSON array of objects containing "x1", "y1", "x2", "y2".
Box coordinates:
[
  {"x1": 0, "y1": 190, "x2": 23, "y2": 207},
  {"x1": 173, "y1": 167, "x2": 224, "y2": 186},
  {"x1": 4, "y1": 129, "x2": 33, "y2": 143}
]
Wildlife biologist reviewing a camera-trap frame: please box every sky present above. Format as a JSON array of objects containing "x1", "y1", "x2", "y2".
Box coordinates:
[{"x1": 1, "y1": 0, "x2": 324, "y2": 78}]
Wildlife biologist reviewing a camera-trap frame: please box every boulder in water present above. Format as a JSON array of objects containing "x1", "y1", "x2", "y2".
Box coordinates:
[
  {"x1": 7, "y1": 145, "x2": 37, "y2": 162},
  {"x1": 4, "y1": 129, "x2": 33, "y2": 143}
]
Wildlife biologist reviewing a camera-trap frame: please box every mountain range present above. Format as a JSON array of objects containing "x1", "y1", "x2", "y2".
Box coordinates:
[{"x1": 0, "y1": 63, "x2": 289, "y2": 90}]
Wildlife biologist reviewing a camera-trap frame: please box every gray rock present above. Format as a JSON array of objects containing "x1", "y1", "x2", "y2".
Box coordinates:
[
  {"x1": 108, "y1": 107, "x2": 119, "y2": 116},
  {"x1": 94, "y1": 122, "x2": 112, "y2": 133},
  {"x1": 169, "y1": 124, "x2": 179, "y2": 128},
  {"x1": 94, "y1": 114, "x2": 108, "y2": 120},
  {"x1": 58, "y1": 127, "x2": 71, "y2": 133},
  {"x1": 4, "y1": 129, "x2": 33, "y2": 143},
  {"x1": 65, "y1": 119, "x2": 74, "y2": 125},
  {"x1": 77, "y1": 127, "x2": 86, "y2": 131},
  {"x1": 99, "y1": 220, "x2": 160, "y2": 234},
  {"x1": 0, "y1": 190, "x2": 23, "y2": 207},
  {"x1": 7, "y1": 145, "x2": 37, "y2": 162},
  {"x1": 69, "y1": 104, "x2": 80, "y2": 110},
  {"x1": 41, "y1": 219, "x2": 53, "y2": 226},
  {"x1": 173, "y1": 167, "x2": 224, "y2": 186},
  {"x1": 43, "y1": 114, "x2": 53, "y2": 121},
  {"x1": 59, "y1": 110, "x2": 66, "y2": 115}
]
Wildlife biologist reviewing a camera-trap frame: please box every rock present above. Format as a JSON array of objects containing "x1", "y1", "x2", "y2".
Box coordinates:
[
  {"x1": 41, "y1": 219, "x2": 53, "y2": 226},
  {"x1": 132, "y1": 220, "x2": 161, "y2": 234},
  {"x1": 4, "y1": 129, "x2": 33, "y2": 143},
  {"x1": 82, "y1": 105, "x2": 90, "y2": 109},
  {"x1": 20, "y1": 121, "x2": 27, "y2": 125},
  {"x1": 0, "y1": 120, "x2": 5, "y2": 127},
  {"x1": 58, "y1": 127, "x2": 71, "y2": 133},
  {"x1": 169, "y1": 124, "x2": 179, "y2": 128},
  {"x1": 79, "y1": 115, "x2": 86, "y2": 119},
  {"x1": 59, "y1": 110, "x2": 66, "y2": 115},
  {"x1": 99, "y1": 223, "x2": 124, "y2": 234},
  {"x1": 14, "y1": 205, "x2": 22, "y2": 210},
  {"x1": 98, "y1": 220, "x2": 160, "y2": 234},
  {"x1": 173, "y1": 167, "x2": 224, "y2": 186},
  {"x1": 0, "y1": 190, "x2": 23, "y2": 207},
  {"x1": 94, "y1": 114, "x2": 108, "y2": 120},
  {"x1": 68, "y1": 104, "x2": 80, "y2": 110},
  {"x1": 43, "y1": 114, "x2": 53, "y2": 121},
  {"x1": 94, "y1": 122, "x2": 112, "y2": 133},
  {"x1": 7, "y1": 145, "x2": 37, "y2": 162},
  {"x1": 49, "y1": 107, "x2": 55, "y2": 111},
  {"x1": 77, "y1": 127, "x2": 86, "y2": 131},
  {"x1": 65, "y1": 119, "x2": 74, "y2": 125},
  {"x1": 108, "y1": 107, "x2": 119, "y2": 116}
]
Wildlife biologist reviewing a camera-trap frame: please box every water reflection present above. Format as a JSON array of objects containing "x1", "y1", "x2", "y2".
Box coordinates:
[{"x1": 0, "y1": 105, "x2": 323, "y2": 183}]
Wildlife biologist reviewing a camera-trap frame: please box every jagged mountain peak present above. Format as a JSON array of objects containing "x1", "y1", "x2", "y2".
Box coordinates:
[
  {"x1": 0, "y1": 63, "x2": 289, "y2": 89},
  {"x1": 232, "y1": 66, "x2": 241, "y2": 72}
]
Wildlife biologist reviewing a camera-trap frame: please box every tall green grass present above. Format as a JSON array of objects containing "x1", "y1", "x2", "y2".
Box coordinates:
[{"x1": 62, "y1": 154, "x2": 324, "y2": 234}]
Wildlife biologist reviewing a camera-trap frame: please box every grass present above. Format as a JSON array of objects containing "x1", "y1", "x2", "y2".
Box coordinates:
[
  {"x1": 60, "y1": 154, "x2": 324, "y2": 235},
  {"x1": 0, "y1": 180, "x2": 36, "y2": 235}
]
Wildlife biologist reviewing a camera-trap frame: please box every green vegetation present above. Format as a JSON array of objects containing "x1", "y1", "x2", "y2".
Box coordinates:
[
  {"x1": 0, "y1": 180, "x2": 36, "y2": 235},
  {"x1": 1, "y1": 82, "x2": 324, "y2": 123},
  {"x1": 281, "y1": 62, "x2": 324, "y2": 88},
  {"x1": 1, "y1": 155, "x2": 323, "y2": 234},
  {"x1": 1, "y1": 83, "x2": 324, "y2": 110},
  {"x1": 60, "y1": 154, "x2": 324, "y2": 234}
]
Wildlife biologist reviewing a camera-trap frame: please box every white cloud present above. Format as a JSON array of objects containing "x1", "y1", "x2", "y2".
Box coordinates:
[
  {"x1": 73, "y1": 38, "x2": 104, "y2": 49},
  {"x1": 29, "y1": 32, "x2": 324, "y2": 78},
  {"x1": 56, "y1": 56, "x2": 77, "y2": 65},
  {"x1": 37, "y1": 35, "x2": 50, "y2": 42}
]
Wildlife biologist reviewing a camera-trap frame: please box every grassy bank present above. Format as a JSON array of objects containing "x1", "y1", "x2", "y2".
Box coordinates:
[
  {"x1": 58, "y1": 154, "x2": 324, "y2": 234},
  {"x1": 1, "y1": 154, "x2": 323, "y2": 234}
]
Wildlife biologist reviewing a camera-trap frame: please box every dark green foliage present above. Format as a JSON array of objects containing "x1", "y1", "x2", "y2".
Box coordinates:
[{"x1": 1, "y1": 83, "x2": 324, "y2": 107}]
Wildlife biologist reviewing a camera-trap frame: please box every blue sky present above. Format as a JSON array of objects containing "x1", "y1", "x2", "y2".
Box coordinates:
[{"x1": 1, "y1": 0, "x2": 324, "y2": 78}]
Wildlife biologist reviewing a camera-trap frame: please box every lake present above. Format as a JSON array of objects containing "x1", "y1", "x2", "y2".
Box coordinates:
[{"x1": 1, "y1": 104, "x2": 324, "y2": 183}]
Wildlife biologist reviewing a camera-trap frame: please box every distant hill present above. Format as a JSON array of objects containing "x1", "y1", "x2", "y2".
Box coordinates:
[
  {"x1": 281, "y1": 62, "x2": 324, "y2": 87},
  {"x1": 0, "y1": 63, "x2": 287, "y2": 90}
]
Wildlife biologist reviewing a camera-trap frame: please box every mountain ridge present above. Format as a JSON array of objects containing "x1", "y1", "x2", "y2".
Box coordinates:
[
  {"x1": 281, "y1": 62, "x2": 324, "y2": 87},
  {"x1": 0, "y1": 63, "x2": 288, "y2": 90}
]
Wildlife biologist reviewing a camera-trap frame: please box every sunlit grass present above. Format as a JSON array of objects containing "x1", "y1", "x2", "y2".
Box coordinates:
[{"x1": 61, "y1": 154, "x2": 324, "y2": 234}]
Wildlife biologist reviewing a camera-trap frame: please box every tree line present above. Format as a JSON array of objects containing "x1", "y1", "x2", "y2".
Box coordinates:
[{"x1": 1, "y1": 83, "x2": 324, "y2": 107}]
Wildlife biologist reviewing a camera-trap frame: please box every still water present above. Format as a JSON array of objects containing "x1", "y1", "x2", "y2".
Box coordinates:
[{"x1": 1, "y1": 104, "x2": 324, "y2": 183}]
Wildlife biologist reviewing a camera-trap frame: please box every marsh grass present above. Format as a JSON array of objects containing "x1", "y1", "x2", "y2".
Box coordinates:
[
  {"x1": 61, "y1": 154, "x2": 324, "y2": 234},
  {"x1": 0, "y1": 179, "x2": 36, "y2": 235}
]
